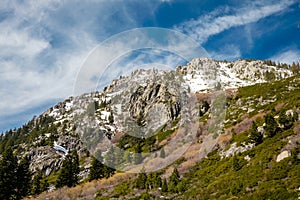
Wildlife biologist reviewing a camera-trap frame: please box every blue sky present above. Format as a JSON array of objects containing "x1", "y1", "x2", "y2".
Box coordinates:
[{"x1": 0, "y1": 0, "x2": 299, "y2": 132}]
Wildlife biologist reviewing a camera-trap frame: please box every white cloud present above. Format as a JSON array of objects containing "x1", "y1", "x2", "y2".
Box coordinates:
[
  {"x1": 0, "y1": 1, "x2": 171, "y2": 131},
  {"x1": 209, "y1": 44, "x2": 241, "y2": 61},
  {"x1": 270, "y1": 49, "x2": 300, "y2": 65},
  {"x1": 175, "y1": 0, "x2": 295, "y2": 44},
  {"x1": 0, "y1": 22, "x2": 50, "y2": 58},
  {"x1": 73, "y1": 27, "x2": 208, "y2": 95}
]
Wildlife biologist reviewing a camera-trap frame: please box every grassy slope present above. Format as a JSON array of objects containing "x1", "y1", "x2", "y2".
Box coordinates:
[
  {"x1": 29, "y1": 74, "x2": 300, "y2": 199},
  {"x1": 179, "y1": 74, "x2": 300, "y2": 199}
]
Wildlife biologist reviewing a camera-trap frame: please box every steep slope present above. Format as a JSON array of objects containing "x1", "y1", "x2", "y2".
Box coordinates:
[
  {"x1": 0, "y1": 58, "x2": 298, "y2": 199},
  {"x1": 31, "y1": 72, "x2": 300, "y2": 200}
]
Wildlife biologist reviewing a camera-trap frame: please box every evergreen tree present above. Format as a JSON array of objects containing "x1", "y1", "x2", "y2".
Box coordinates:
[
  {"x1": 102, "y1": 165, "x2": 115, "y2": 179},
  {"x1": 41, "y1": 179, "x2": 49, "y2": 193},
  {"x1": 56, "y1": 151, "x2": 80, "y2": 188},
  {"x1": 0, "y1": 148, "x2": 18, "y2": 199},
  {"x1": 145, "y1": 172, "x2": 161, "y2": 190},
  {"x1": 16, "y1": 156, "x2": 32, "y2": 199},
  {"x1": 135, "y1": 167, "x2": 147, "y2": 189},
  {"x1": 278, "y1": 110, "x2": 294, "y2": 130},
  {"x1": 291, "y1": 62, "x2": 300, "y2": 74},
  {"x1": 137, "y1": 110, "x2": 144, "y2": 126},
  {"x1": 88, "y1": 151, "x2": 105, "y2": 181},
  {"x1": 72, "y1": 151, "x2": 80, "y2": 185},
  {"x1": 146, "y1": 173, "x2": 154, "y2": 189},
  {"x1": 168, "y1": 168, "x2": 180, "y2": 193},
  {"x1": 31, "y1": 169, "x2": 42, "y2": 195},
  {"x1": 176, "y1": 179, "x2": 187, "y2": 193},
  {"x1": 161, "y1": 178, "x2": 168, "y2": 192},
  {"x1": 108, "y1": 111, "x2": 114, "y2": 124},
  {"x1": 215, "y1": 82, "x2": 222, "y2": 90},
  {"x1": 249, "y1": 122, "x2": 263, "y2": 145},
  {"x1": 264, "y1": 114, "x2": 279, "y2": 137},
  {"x1": 232, "y1": 156, "x2": 242, "y2": 171},
  {"x1": 155, "y1": 174, "x2": 162, "y2": 188}
]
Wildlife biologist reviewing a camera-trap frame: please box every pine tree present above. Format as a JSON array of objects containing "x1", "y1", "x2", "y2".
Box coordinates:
[
  {"x1": 41, "y1": 179, "x2": 49, "y2": 193},
  {"x1": 31, "y1": 169, "x2": 42, "y2": 195},
  {"x1": 56, "y1": 154, "x2": 72, "y2": 188},
  {"x1": 71, "y1": 151, "x2": 80, "y2": 186},
  {"x1": 56, "y1": 151, "x2": 80, "y2": 188},
  {"x1": 248, "y1": 122, "x2": 263, "y2": 145},
  {"x1": 102, "y1": 165, "x2": 115, "y2": 178},
  {"x1": 88, "y1": 151, "x2": 105, "y2": 181},
  {"x1": 154, "y1": 174, "x2": 162, "y2": 189},
  {"x1": 291, "y1": 62, "x2": 300, "y2": 74},
  {"x1": 176, "y1": 179, "x2": 187, "y2": 193},
  {"x1": 264, "y1": 114, "x2": 279, "y2": 137},
  {"x1": 108, "y1": 111, "x2": 114, "y2": 124},
  {"x1": 137, "y1": 110, "x2": 144, "y2": 126},
  {"x1": 232, "y1": 155, "x2": 241, "y2": 171},
  {"x1": 0, "y1": 148, "x2": 18, "y2": 199},
  {"x1": 278, "y1": 110, "x2": 294, "y2": 130},
  {"x1": 16, "y1": 156, "x2": 32, "y2": 199},
  {"x1": 146, "y1": 173, "x2": 154, "y2": 189},
  {"x1": 135, "y1": 167, "x2": 147, "y2": 189},
  {"x1": 168, "y1": 168, "x2": 180, "y2": 193},
  {"x1": 161, "y1": 178, "x2": 168, "y2": 192}
]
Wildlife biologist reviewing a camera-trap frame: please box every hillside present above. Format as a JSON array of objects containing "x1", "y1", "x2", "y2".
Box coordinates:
[{"x1": 0, "y1": 58, "x2": 299, "y2": 199}]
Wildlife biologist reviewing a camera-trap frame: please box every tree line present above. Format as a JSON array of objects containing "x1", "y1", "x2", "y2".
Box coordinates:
[{"x1": 0, "y1": 147, "x2": 116, "y2": 200}]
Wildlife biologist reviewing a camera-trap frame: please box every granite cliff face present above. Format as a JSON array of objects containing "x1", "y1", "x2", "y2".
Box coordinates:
[{"x1": 129, "y1": 83, "x2": 181, "y2": 125}]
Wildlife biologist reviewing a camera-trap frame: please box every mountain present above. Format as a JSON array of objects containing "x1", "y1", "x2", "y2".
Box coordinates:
[{"x1": 0, "y1": 58, "x2": 299, "y2": 199}]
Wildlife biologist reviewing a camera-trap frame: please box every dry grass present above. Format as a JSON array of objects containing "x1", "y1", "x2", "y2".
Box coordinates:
[
  {"x1": 232, "y1": 112, "x2": 266, "y2": 134},
  {"x1": 26, "y1": 173, "x2": 136, "y2": 200},
  {"x1": 275, "y1": 102, "x2": 286, "y2": 111}
]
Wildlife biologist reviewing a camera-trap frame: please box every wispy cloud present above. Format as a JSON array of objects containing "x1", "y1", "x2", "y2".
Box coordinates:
[
  {"x1": 175, "y1": 0, "x2": 295, "y2": 44},
  {"x1": 270, "y1": 48, "x2": 300, "y2": 64},
  {"x1": 209, "y1": 44, "x2": 241, "y2": 61},
  {"x1": 0, "y1": 0, "x2": 167, "y2": 131}
]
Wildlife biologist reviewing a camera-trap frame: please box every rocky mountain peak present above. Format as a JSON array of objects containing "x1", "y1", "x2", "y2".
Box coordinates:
[{"x1": 0, "y1": 58, "x2": 296, "y2": 192}]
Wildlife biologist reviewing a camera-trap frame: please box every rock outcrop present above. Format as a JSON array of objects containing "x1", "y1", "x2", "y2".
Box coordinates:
[{"x1": 129, "y1": 83, "x2": 181, "y2": 126}]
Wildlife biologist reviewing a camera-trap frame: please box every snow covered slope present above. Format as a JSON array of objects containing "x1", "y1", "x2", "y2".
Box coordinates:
[{"x1": 177, "y1": 58, "x2": 293, "y2": 93}]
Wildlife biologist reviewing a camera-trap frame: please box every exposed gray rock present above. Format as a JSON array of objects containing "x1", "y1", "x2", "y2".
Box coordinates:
[
  {"x1": 219, "y1": 142, "x2": 255, "y2": 158},
  {"x1": 276, "y1": 150, "x2": 291, "y2": 162},
  {"x1": 27, "y1": 146, "x2": 63, "y2": 176},
  {"x1": 129, "y1": 83, "x2": 181, "y2": 126}
]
